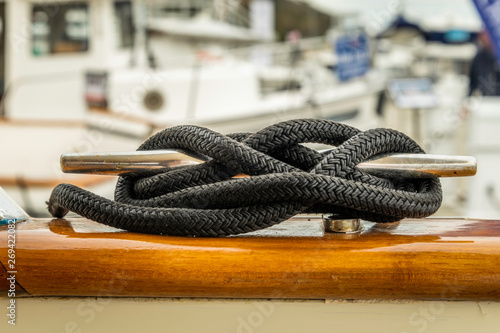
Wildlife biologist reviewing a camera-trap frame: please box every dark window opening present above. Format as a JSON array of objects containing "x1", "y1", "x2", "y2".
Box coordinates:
[
  {"x1": 114, "y1": 1, "x2": 135, "y2": 48},
  {"x1": 31, "y1": 2, "x2": 89, "y2": 56}
]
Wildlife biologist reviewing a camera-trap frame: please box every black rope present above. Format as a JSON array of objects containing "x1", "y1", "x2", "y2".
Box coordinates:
[{"x1": 47, "y1": 119, "x2": 442, "y2": 236}]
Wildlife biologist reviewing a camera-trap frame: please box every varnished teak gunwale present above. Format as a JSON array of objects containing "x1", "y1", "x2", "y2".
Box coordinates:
[{"x1": 1, "y1": 217, "x2": 500, "y2": 300}]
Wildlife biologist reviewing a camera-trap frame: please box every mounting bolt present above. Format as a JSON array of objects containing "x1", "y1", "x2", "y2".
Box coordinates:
[{"x1": 322, "y1": 215, "x2": 362, "y2": 233}]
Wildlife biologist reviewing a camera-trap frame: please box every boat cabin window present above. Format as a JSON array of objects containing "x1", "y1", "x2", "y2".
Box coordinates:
[
  {"x1": 114, "y1": 1, "x2": 134, "y2": 48},
  {"x1": 31, "y1": 2, "x2": 89, "y2": 56}
]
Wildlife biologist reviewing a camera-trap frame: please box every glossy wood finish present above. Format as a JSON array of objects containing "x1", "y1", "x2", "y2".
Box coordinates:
[{"x1": 1, "y1": 217, "x2": 500, "y2": 300}]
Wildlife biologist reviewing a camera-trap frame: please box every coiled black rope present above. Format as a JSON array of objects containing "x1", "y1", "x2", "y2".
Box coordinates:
[{"x1": 47, "y1": 119, "x2": 442, "y2": 237}]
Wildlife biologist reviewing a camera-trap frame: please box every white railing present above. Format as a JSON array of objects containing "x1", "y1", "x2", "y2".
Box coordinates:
[
  {"x1": 228, "y1": 36, "x2": 332, "y2": 67},
  {"x1": 146, "y1": 0, "x2": 250, "y2": 27}
]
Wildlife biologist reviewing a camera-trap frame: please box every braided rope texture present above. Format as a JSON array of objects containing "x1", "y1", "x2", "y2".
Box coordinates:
[{"x1": 47, "y1": 119, "x2": 442, "y2": 237}]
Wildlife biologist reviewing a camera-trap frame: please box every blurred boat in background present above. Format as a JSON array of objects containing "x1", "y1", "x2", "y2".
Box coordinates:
[
  {"x1": 368, "y1": 0, "x2": 483, "y2": 217},
  {"x1": 0, "y1": 0, "x2": 385, "y2": 216},
  {"x1": 84, "y1": 0, "x2": 384, "y2": 135}
]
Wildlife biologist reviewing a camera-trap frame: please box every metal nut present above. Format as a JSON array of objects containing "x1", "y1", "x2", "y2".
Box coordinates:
[{"x1": 322, "y1": 215, "x2": 362, "y2": 233}]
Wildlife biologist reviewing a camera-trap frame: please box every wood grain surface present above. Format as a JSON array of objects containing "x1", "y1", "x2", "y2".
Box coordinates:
[
  {"x1": 1, "y1": 217, "x2": 499, "y2": 300},
  {"x1": 0, "y1": 174, "x2": 115, "y2": 188}
]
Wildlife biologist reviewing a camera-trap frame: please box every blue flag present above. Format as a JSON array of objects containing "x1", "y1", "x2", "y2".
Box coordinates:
[{"x1": 472, "y1": 0, "x2": 500, "y2": 65}]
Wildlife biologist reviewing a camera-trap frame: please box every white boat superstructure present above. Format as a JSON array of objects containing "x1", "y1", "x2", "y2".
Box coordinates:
[
  {"x1": 0, "y1": 0, "x2": 149, "y2": 215},
  {"x1": 84, "y1": 0, "x2": 384, "y2": 134},
  {"x1": 2, "y1": 0, "x2": 137, "y2": 121}
]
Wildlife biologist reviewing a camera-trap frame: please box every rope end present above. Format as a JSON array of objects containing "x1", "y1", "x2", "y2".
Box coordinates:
[{"x1": 47, "y1": 191, "x2": 69, "y2": 218}]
